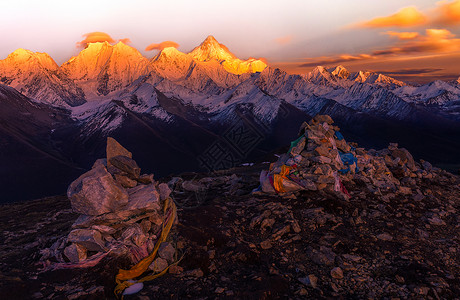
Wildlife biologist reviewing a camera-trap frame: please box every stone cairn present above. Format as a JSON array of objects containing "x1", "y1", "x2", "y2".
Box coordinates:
[
  {"x1": 260, "y1": 115, "x2": 439, "y2": 198},
  {"x1": 41, "y1": 138, "x2": 178, "y2": 286}
]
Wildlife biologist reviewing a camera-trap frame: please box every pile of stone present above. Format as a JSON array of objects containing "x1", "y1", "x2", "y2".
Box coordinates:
[
  {"x1": 41, "y1": 138, "x2": 177, "y2": 273},
  {"x1": 259, "y1": 115, "x2": 445, "y2": 198}
]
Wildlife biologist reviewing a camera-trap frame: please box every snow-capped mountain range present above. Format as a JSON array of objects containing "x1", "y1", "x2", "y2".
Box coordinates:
[
  {"x1": 1, "y1": 35, "x2": 460, "y2": 201},
  {"x1": 1, "y1": 35, "x2": 458, "y2": 127}
]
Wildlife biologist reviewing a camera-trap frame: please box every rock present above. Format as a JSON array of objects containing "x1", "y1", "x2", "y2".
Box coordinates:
[
  {"x1": 137, "y1": 174, "x2": 154, "y2": 184},
  {"x1": 272, "y1": 225, "x2": 290, "y2": 240},
  {"x1": 121, "y1": 224, "x2": 148, "y2": 247},
  {"x1": 91, "y1": 225, "x2": 116, "y2": 235},
  {"x1": 182, "y1": 180, "x2": 204, "y2": 192},
  {"x1": 331, "y1": 267, "x2": 344, "y2": 279},
  {"x1": 149, "y1": 257, "x2": 168, "y2": 273},
  {"x1": 186, "y1": 268, "x2": 204, "y2": 278},
  {"x1": 260, "y1": 218, "x2": 275, "y2": 230},
  {"x1": 92, "y1": 158, "x2": 107, "y2": 169},
  {"x1": 106, "y1": 137, "x2": 132, "y2": 167},
  {"x1": 140, "y1": 219, "x2": 151, "y2": 233},
  {"x1": 428, "y1": 216, "x2": 446, "y2": 226},
  {"x1": 342, "y1": 254, "x2": 363, "y2": 262},
  {"x1": 67, "y1": 229, "x2": 106, "y2": 252},
  {"x1": 421, "y1": 160, "x2": 432, "y2": 171},
  {"x1": 311, "y1": 156, "x2": 332, "y2": 164},
  {"x1": 311, "y1": 247, "x2": 336, "y2": 266},
  {"x1": 391, "y1": 148, "x2": 416, "y2": 170},
  {"x1": 215, "y1": 287, "x2": 225, "y2": 294},
  {"x1": 377, "y1": 233, "x2": 393, "y2": 241},
  {"x1": 158, "y1": 183, "x2": 171, "y2": 200},
  {"x1": 126, "y1": 184, "x2": 160, "y2": 211},
  {"x1": 260, "y1": 240, "x2": 272, "y2": 250},
  {"x1": 168, "y1": 265, "x2": 183, "y2": 274},
  {"x1": 109, "y1": 155, "x2": 141, "y2": 179},
  {"x1": 290, "y1": 137, "x2": 306, "y2": 156},
  {"x1": 312, "y1": 115, "x2": 334, "y2": 125},
  {"x1": 398, "y1": 186, "x2": 412, "y2": 195},
  {"x1": 315, "y1": 145, "x2": 331, "y2": 157},
  {"x1": 413, "y1": 286, "x2": 430, "y2": 295},
  {"x1": 158, "y1": 242, "x2": 175, "y2": 263},
  {"x1": 114, "y1": 174, "x2": 137, "y2": 188},
  {"x1": 298, "y1": 274, "x2": 318, "y2": 288},
  {"x1": 308, "y1": 274, "x2": 318, "y2": 288},
  {"x1": 67, "y1": 165, "x2": 129, "y2": 216},
  {"x1": 63, "y1": 243, "x2": 87, "y2": 263}
]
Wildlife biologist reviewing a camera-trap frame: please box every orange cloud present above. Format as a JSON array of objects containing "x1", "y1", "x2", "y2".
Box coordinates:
[
  {"x1": 145, "y1": 41, "x2": 179, "y2": 51},
  {"x1": 385, "y1": 31, "x2": 420, "y2": 40},
  {"x1": 76, "y1": 32, "x2": 116, "y2": 48},
  {"x1": 377, "y1": 29, "x2": 460, "y2": 55},
  {"x1": 433, "y1": 0, "x2": 460, "y2": 25},
  {"x1": 358, "y1": 6, "x2": 427, "y2": 28},
  {"x1": 275, "y1": 35, "x2": 293, "y2": 45},
  {"x1": 118, "y1": 38, "x2": 132, "y2": 44},
  {"x1": 300, "y1": 29, "x2": 460, "y2": 67}
]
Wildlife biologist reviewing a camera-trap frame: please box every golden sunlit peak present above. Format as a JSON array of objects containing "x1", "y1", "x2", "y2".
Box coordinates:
[
  {"x1": 152, "y1": 46, "x2": 188, "y2": 63},
  {"x1": 160, "y1": 47, "x2": 184, "y2": 55},
  {"x1": 312, "y1": 66, "x2": 328, "y2": 74},
  {"x1": 190, "y1": 35, "x2": 235, "y2": 62},
  {"x1": 202, "y1": 35, "x2": 219, "y2": 45},
  {"x1": 330, "y1": 65, "x2": 350, "y2": 78},
  {"x1": 6, "y1": 48, "x2": 56, "y2": 63},
  {"x1": 10, "y1": 48, "x2": 35, "y2": 58}
]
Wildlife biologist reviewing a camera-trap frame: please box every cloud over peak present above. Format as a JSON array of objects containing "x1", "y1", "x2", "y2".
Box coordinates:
[
  {"x1": 145, "y1": 41, "x2": 179, "y2": 51},
  {"x1": 76, "y1": 32, "x2": 131, "y2": 48}
]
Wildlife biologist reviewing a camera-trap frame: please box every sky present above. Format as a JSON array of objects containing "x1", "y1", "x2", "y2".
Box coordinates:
[{"x1": 0, "y1": 0, "x2": 459, "y2": 83}]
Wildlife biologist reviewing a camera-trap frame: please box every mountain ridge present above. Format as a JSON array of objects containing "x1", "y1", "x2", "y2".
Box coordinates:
[{"x1": 1, "y1": 37, "x2": 460, "y2": 202}]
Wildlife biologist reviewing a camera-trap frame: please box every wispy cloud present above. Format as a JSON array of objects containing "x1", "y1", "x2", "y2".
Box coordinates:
[
  {"x1": 373, "y1": 68, "x2": 443, "y2": 75},
  {"x1": 357, "y1": 6, "x2": 427, "y2": 28},
  {"x1": 274, "y1": 35, "x2": 293, "y2": 45},
  {"x1": 300, "y1": 54, "x2": 374, "y2": 67},
  {"x1": 375, "y1": 29, "x2": 460, "y2": 56},
  {"x1": 300, "y1": 29, "x2": 460, "y2": 67},
  {"x1": 385, "y1": 31, "x2": 420, "y2": 40},
  {"x1": 145, "y1": 41, "x2": 179, "y2": 51}
]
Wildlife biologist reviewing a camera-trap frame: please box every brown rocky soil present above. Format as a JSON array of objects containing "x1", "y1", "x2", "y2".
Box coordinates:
[{"x1": 0, "y1": 162, "x2": 459, "y2": 299}]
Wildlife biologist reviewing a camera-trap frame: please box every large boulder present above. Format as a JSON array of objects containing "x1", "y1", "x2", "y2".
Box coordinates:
[
  {"x1": 63, "y1": 243, "x2": 87, "y2": 263},
  {"x1": 67, "y1": 165, "x2": 129, "y2": 215},
  {"x1": 109, "y1": 155, "x2": 141, "y2": 179},
  {"x1": 67, "y1": 229, "x2": 106, "y2": 252},
  {"x1": 391, "y1": 148, "x2": 416, "y2": 170},
  {"x1": 126, "y1": 184, "x2": 160, "y2": 211},
  {"x1": 107, "y1": 137, "x2": 132, "y2": 167}
]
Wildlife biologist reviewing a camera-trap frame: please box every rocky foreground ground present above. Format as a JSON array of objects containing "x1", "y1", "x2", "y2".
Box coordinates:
[{"x1": 0, "y1": 160, "x2": 459, "y2": 299}]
